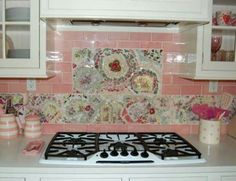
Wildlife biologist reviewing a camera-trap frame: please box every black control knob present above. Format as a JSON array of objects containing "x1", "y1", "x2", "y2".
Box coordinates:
[
  {"x1": 131, "y1": 148, "x2": 139, "y2": 156},
  {"x1": 141, "y1": 150, "x2": 149, "y2": 158},
  {"x1": 120, "y1": 148, "x2": 129, "y2": 156},
  {"x1": 100, "y1": 149, "x2": 108, "y2": 158},
  {"x1": 110, "y1": 148, "x2": 118, "y2": 157}
]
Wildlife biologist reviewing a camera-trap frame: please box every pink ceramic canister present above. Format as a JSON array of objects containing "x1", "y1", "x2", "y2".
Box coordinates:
[
  {"x1": 24, "y1": 114, "x2": 42, "y2": 139},
  {"x1": 216, "y1": 10, "x2": 232, "y2": 26},
  {"x1": 0, "y1": 114, "x2": 18, "y2": 139}
]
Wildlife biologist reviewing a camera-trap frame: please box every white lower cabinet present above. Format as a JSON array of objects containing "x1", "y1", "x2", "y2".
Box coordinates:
[
  {"x1": 40, "y1": 178, "x2": 121, "y2": 181},
  {"x1": 0, "y1": 178, "x2": 25, "y2": 181},
  {"x1": 221, "y1": 176, "x2": 236, "y2": 181},
  {"x1": 129, "y1": 177, "x2": 207, "y2": 181}
]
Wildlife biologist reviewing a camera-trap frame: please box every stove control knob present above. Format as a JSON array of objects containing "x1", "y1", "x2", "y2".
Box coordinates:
[
  {"x1": 131, "y1": 148, "x2": 139, "y2": 156},
  {"x1": 110, "y1": 148, "x2": 118, "y2": 157},
  {"x1": 141, "y1": 150, "x2": 149, "y2": 158},
  {"x1": 100, "y1": 149, "x2": 109, "y2": 158},
  {"x1": 121, "y1": 148, "x2": 129, "y2": 156}
]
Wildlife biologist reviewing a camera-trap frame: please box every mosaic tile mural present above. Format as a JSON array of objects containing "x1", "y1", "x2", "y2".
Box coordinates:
[
  {"x1": 72, "y1": 48, "x2": 162, "y2": 94},
  {"x1": 1, "y1": 93, "x2": 236, "y2": 125}
]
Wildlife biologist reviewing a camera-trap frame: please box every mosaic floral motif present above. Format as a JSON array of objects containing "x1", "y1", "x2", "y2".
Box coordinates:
[
  {"x1": 130, "y1": 69, "x2": 158, "y2": 94},
  {"x1": 0, "y1": 93, "x2": 231, "y2": 125},
  {"x1": 73, "y1": 67, "x2": 103, "y2": 93},
  {"x1": 29, "y1": 95, "x2": 62, "y2": 123},
  {"x1": 72, "y1": 48, "x2": 162, "y2": 94},
  {"x1": 121, "y1": 97, "x2": 158, "y2": 123}
]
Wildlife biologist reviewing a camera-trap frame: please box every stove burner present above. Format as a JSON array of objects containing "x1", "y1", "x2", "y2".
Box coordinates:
[
  {"x1": 154, "y1": 137, "x2": 166, "y2": 145},
  {"x1": 163, "y1": 149, "x2": 179, "y2": 157},
  {"x1": 63, "y1": 138, "x2": 86, "y2": 147},
  {"x1": 44, "y1": 132, "x2": 203, "y2": 162}
]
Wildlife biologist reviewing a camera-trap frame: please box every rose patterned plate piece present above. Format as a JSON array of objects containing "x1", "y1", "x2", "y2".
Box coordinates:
[{"x1": 130, "y1": 69, "x2": 158, "y2": 94}]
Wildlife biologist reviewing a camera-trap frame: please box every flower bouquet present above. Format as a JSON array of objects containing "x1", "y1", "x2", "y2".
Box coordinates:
[
  {"x1": 192, "y1": 104, "x2": 230, "y2": 144},
  {"x1": 192, "y1": 104, "x2": 230, "y2": 120}
]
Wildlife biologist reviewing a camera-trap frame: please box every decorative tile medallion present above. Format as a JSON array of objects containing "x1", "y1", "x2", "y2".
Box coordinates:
[{"x1": 73, "y1": 48, "x2": 162, "y2": 94}]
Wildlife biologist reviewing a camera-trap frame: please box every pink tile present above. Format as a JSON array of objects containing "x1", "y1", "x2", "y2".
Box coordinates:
[
  {"x1": 62, "y1": 72, "x2": 73, "y2": 83},
  {"x1": 87, "y1": 124, "x2": 103, "y2": 132},
  {"x1": 181, "y1": 85, "x2": 202, "y2": 95},
  {"x1": 62, "y1": 52, "x2": 72, "y2": 62},
  {"x1": 221, "y1": 124, "x2": 227, "y2": 135},
  {"x1": 130, "y1": 32, "x2": 151, "y2": 41},
  {"x1": 162, "y1": 42, "x2": 185, "y2": 52},
  {"x1": 84, "y1": 32, "x2": 108, "y2": 41},
  {"x1": 0, "y1": 79, "x2": 23, "y2": 83},
  {"x1": 162, "y1": 62, "x2": 179, "y2": 74},
  {"x1": 140, "y1": 42, "x2": 162, "y2": 49},
  {"x1": 162, "y1": 85, "x2": 181, "y2": 95},
  {"x1": 172, "y1": 33, "x2": 182, "y2": 42},
  {"x1": 95, "y1": 41, "x2": 117, "y2": 48},
  {"x1": 98, "y1": 124, "x2": 128, "y2": 132},
  {"x1": 0, "y1": 83, "x2": 8, "y2": 92},
  {"x1": 219, "y1": 80, "x2": 236, "y2": 86},
  {"x1": 35, "y1": 84, "x2": 53, "y2": 94},
  {"x1": 190, "y1": 124, "x2": 199, "y2": 135},
  {"x1": 162, "y1": 75, "x2": 173, "y2": 84},
  {"x1": 42, "y1": 124, "x2": 64, "y2": 134},
  {"x1": 8, "y1": 83, "x2": 27, "y2": 93},
  {"x1": 172, "y1": 125, "x2": 191, "y2": 135},
  {"x1": 52, "y1": 84, "x2": 72, "y2": 93},
  {"x1": 63, "y1": 124, "x2": 88, "y2": 132},
  {"x1": 172, "y1": 76, "x2": 195, "y2": 85},
  {"x1": 72, "y1": 41, "x2": 95, "y2": 48},
  {"x1": 108, "y1": 32, "x2": 130, "y2": 40},
  {"x1": 152, "y1": 33, "x2": 172, "y2": 41},
  {"x1": 53, "y1": 40, "x2": 73, "y2": 52},
  {"x1": 127, "y1": 124, "x2": 175, "y2": 133},
  {"x1": 222, "y1": 86, "x2": 236, "y2": 95},
  {"x1": 117, "y1": 41, "x2": 140, "y2": 48},
  {"x1": 62, "y1": 31, "x2": 83, "y2": 40},
  {"x1": 55, "y1": 62, "x2": 72, "y2": 73},
  {"x1": 41, "y1": 73, "x2": 63, "y2": 84}
]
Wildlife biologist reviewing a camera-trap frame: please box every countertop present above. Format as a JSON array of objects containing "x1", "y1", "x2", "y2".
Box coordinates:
[{"x1": 1, "y1": 134, "x2": 236, "y2": 174}]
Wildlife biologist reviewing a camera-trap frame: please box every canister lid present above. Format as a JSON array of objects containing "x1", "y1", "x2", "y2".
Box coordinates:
[{"x1": 25, "y1": 114, "x2": 40, "y2": 121}]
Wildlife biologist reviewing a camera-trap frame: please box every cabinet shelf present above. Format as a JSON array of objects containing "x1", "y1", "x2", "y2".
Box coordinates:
[{"x1": 5, "y1": 22, "x2": 30, "y2": 25}]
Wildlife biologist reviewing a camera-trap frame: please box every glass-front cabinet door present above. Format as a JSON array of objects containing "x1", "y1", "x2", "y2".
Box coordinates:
[
  {"x1": 203, "y1": 0, "x2": 236, "y2": 71},
  {"x1": 0, "y1": 0, "x2": 39, "y2": 68}
]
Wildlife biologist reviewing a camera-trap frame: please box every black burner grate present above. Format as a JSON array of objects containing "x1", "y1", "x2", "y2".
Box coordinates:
[{"x1": 44, "y1": 132, "x2": 202, "y2": 161}]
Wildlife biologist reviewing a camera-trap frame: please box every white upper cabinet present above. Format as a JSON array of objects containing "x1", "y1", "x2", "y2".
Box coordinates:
[
  {"x1": 177, "y1": 0, "x2": 236, "y2": 80},
  {"x1": 0, "y1": 0, "x2": 54, "y2": 78},
  {"x1": 40, "y1": 0, "x2": 210, "y2": 22}
]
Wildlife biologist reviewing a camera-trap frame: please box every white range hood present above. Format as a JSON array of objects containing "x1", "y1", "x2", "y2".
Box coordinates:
[{"x1": 40, "y1": 0, "x2": 211, "y2": 31}]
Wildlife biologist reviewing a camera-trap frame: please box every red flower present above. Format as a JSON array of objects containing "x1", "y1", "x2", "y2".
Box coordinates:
[
  {"x1": 149, "y1": 108, "x2": 155, "y2": 114},
  {"x1": 84, "y1": 105, "x2": 91, "y2": 112}
]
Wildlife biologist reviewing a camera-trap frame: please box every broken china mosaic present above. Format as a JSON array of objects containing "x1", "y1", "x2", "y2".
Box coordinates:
[
  {"x1": 73, "y1": 48, "x2": 162, "y2": 94},
  {"x1": 1, "y1": 93, "x2": 235, "y2": 124}
]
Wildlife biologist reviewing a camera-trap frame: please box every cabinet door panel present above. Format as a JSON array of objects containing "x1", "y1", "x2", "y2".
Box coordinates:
[
  {"x1": 130, "y1": 177, "x2": 207, "y2": 181},
  {"x1": 221, "y1": 176, "x2": 236, "y2": 181},
  {"x1": 0, "y1": 178, "x2": 25, "y2": 181},
  {"x1": 41, "y1": 178, "x2": 121, "y2": 181},
  {"x1": 41, "y1": 0, "x2": 209, "y2": 22}
]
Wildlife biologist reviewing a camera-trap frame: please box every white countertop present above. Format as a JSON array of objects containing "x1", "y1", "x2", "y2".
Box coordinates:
[{"x1": 0, "y1": 134, "x2": 236, "y2": 174}]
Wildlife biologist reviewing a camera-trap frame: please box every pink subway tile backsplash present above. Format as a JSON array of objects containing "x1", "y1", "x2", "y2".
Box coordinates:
[
  {"x1": 180, "y1": 85, "x2": 202, "y2": 95},
  {"x1": 84, "y1": 32, "x2": 108, "y2": 41},
  {"x1": 152, "y1": 33, "x2": 173, "y2": 42},
  {"x1": 0, "y1": 31, "x2": 236, "y2": 135},
  {"x1": 108, "y1": 32, "x2": 130, "y2": 40},
  {"x1": 130, "y1": 32, "x2": 151, "y2": 41}
]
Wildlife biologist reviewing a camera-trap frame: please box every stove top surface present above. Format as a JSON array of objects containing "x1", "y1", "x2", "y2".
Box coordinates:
[{"x1": 40, "y1": 132, "x2": 206, "y2": 165}]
